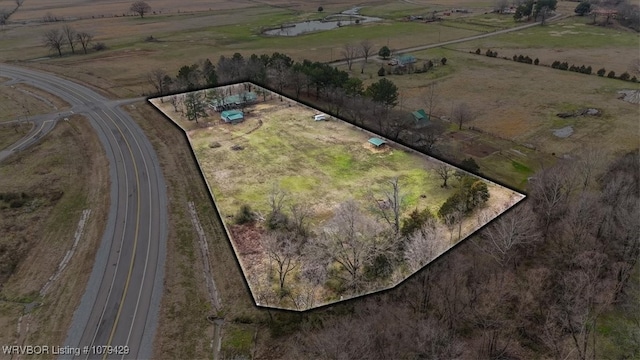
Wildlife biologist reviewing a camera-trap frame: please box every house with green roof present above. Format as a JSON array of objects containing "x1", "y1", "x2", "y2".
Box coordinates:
[{"x1": 221, "y1": 110, "x2": 244, "y2": 124}]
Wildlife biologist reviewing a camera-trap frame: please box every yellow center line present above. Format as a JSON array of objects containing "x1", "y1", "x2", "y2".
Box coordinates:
[{"x1": 101, "y1": 109, "x2": 142, "y2": 359}]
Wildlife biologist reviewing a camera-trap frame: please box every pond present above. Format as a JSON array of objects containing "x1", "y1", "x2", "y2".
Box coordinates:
[{"x1": 263, "y1": 7, "x2": 382, "y2": 36}]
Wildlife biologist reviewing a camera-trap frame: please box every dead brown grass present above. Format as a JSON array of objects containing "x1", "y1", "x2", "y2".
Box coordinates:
[
  {"x1": 0, "y1": 123, "x2": 31, "y2": 150},
  {"x1": 0, "y1": 114, "x2": 108, "y2": 351},
  {"x1": 0, "y1": 83, "x2": 65, "y2": 122}
]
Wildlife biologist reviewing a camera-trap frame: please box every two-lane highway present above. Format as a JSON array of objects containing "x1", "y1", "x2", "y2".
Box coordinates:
[{"x1": 0, "y1": 65, "x2": 168, "y2": 359}]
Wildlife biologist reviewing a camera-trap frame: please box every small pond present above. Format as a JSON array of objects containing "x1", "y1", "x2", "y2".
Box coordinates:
[{"x1": 263, "y1": 7, "x2": 382, "y2": 36}]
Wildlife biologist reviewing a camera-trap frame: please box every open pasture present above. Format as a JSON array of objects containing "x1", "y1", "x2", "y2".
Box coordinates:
[{"x1": 150, "y1": 84, "x2": 524, "y2": 310}]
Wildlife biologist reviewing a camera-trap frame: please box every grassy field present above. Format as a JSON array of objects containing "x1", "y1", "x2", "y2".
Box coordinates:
[
  {"x1": 346, "y1": 45, "x2": 639, "y2": 189},
  {"x1": 150, "y1": 84, "x2": 524, "y2": 310},
  {"x1": 0, "y1": 115, "x2": 108, "y2": 353}
]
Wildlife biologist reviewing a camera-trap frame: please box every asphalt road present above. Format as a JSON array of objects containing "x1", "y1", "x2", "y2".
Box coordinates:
[{"x1": 0, "y1": 65, "x2": 168, "y2": 360}]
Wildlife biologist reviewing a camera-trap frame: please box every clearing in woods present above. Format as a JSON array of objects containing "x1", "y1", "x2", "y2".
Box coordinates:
[{"x1": 150, "y1": 83, "x2": 524, "y2": 311}]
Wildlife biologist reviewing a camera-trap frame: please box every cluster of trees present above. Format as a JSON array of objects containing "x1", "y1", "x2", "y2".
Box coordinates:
[
  {"x1": 596, "y1": 68, "x2": 636, "y2": 81},
  {"x1": 513, "y1": 54, "x2": 538, "y2": 65},
  {"x1": 42, "y1": 25, "x2": 95, "y2": 57},
  {"x1": 240, "y1": 174, "x2": 491, "y2": 308},
  {"x1": 481, "y1": 48, "x2": 498, "y2": 58},
  {"x1": 262, "y1": 149, "x2": 639, "y2": 359},
  {"x1": 552, "y1": 61, "x2": 592, "y2": 74},
  {"x1": 513, "y1": 0, "x2": 557, "y2": 23}
]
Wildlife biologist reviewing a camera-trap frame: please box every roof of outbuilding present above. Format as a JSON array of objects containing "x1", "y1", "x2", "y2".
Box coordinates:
[{"x1": 368, "y1": 137, "x2": 386, "y2": 147}]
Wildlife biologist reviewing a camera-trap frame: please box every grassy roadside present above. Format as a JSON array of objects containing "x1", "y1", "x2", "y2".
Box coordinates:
[
  {"x1": 0, "y1": 115, "x2": 109, "y2": 353},
  {"x1": 125, "y1": 101, "x2": 265, "y2": 359},
  {"x1": 0, "y1": 123, "x2": 30, "y2": 150}
]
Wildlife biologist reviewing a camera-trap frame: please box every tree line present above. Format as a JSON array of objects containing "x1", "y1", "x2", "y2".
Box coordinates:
[
  {"x1": 149, "y1": 51, "x2": 456, "y2": 157},
  {"x1": 42, "y1": 25, "x2": 97, "y2": 57}
]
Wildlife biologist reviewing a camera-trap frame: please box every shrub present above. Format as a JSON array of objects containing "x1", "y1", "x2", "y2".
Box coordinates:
[
  {"x1": 585, "y1": 66, "x2": 592, "y2": 74},
  {"x1": 234, "y1": 204, "x2": 254, "y2": 224},
  {"x1": 92, "y1": 42, "x2": 107, "y2": 51},
  {"x1": 597, "y1": 68, "x2": 606, "y2": 76},
  {"x1": 619, "y1": 72, "x2": 631, "y2": 81},
  {"x1": 317, "y1": 6, "x2": 323, "y2": 12},
  {"x1": 607, "y1": 70, "x2": 616, "y2": 78},
  {"x1": 534, "y1": 58, "x2": 539, "y2": 65},
  {"x1": 440, "y1": 57, "x2": 447, "y2": 65},
  {"x1": 475, "y1": 48, "x2": 481, "y2": 54},
  {"x1": 552, "y1": 61, "x2": 560, "y2": 69},
  {"x1": 632, "y1": 76, "x2": 638, "y2": 82},
  {"x1": 209, "y1": 141, "x2": 221, "y2": 148},
  {"x1": 401, "y1": 208, "x2": 435, "y2": 236},
  {"x1": 378, "y1": 66, "x2": 386, "y2": 76},
  {"x1": 266, "y1": 210, "x2": 289, "y2": 230},
  {"x1": 513, "y1": 55, "x2": 518, "y2": 61}
]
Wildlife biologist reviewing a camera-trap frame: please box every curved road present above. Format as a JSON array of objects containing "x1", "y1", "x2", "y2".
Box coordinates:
[{"x1": 0, "y1": 65, "x2": 168, "y2": 360}]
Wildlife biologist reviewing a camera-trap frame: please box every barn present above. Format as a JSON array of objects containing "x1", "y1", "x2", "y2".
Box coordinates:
[{"x1": 221, "y1": 110, "x2": 244, "y2": 124}]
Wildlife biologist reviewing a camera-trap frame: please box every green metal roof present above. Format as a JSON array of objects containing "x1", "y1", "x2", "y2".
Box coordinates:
[
  {"x1": 368, "y1": 137, "x2": 386, "y2": 147},
  {"x1": 211, "y1": 92, "x2": 258, "y2": 107},
  {"x1": 412, "y1": 109, "x2": 427, "y2": 120},
  {"x1": 221, "y1": 110, "x2": 244, "y2": 121}
]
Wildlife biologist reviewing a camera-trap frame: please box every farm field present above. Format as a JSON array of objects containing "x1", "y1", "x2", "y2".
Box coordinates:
[
  {"x1": 343, "y1": 43, "x2": 639, "y2": 188},
  {"x1": 150, "y1": 83, "x2": 524, "y2": 310}
]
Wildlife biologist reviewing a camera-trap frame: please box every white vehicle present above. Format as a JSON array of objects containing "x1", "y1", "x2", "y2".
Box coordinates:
[{"x1": 313, "y1": 114, "x2": 327, "y2": 121}]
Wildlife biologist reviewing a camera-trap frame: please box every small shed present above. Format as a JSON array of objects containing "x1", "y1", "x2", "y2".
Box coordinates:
[
  {"x1": 368, "y1": 137, "x2": 387, "y2": 147},
  {"x1": 221, "y1": 110, "x2": 244, "y2": 124},
  {"x1": 412, "y1": 109, "x2": 430, "y2": 128}
]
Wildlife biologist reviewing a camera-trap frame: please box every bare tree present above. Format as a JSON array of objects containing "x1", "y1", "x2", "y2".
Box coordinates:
[
  {"x1": 148, "y1": 69, "x2": 172, "y2": 97},
  {"x1": 264, "y1": 230, "x2": 301, "y2": 297},
  {"x1": 61, "y1": 24, "x2": 77, "y2": 54},
  {"x1": 477, "y1": 205, "x2": 540, "y2": 267},
  {"x1": 359, "y1": 40, "x2": 375, "y2": 63},
  {"x1": 451, "y1": 102, "x2": 475, "y2": 130},
  {"x1": 319, "y1": 200, "x2": 384, "y2": 291},
  {"x1": 341, "y1": 43, "x2": 358, "y2": 71},
  {"x1": 130, "y1": 1, "x2": 151, "y2": 18},
  {"x1": 75, "y1": 31, "x2": 93, "y2": 54},
  {"x1": 425, "y1": 83, "x2": 439, "y2": 119},
  {"x1": 435, "y1": 164, "x2": 454, "y2": 188},
  {"x1": 404, "y1": 221, "x2": 441, "y2": 271},
  {"x1": 370, "y1": 177, "x2": 405, "y2": 235},
  {"x1": 42, "y1": 28, "x2": 65, "y2": 56}
]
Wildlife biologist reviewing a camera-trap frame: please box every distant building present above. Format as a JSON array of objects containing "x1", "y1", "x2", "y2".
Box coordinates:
[
  {"x1": 368, "y1": 137, "x2": 387, "y2": 147},
  {"x1": 221, "y1": 110, "x2": 244, "y2": 124}
]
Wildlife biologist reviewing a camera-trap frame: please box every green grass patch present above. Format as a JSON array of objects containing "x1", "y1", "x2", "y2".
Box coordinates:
[
  {"x1": 485, "y1": 17, "x2": 640, "y2": 49},
  {"x1": 222, "y1": 325, "x2": 254, "y2": 357}
]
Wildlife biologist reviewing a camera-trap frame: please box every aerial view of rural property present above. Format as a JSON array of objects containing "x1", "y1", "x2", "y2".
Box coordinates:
[{"x1": 0, "y1": 0, "x2": 638, "y2": 358}]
